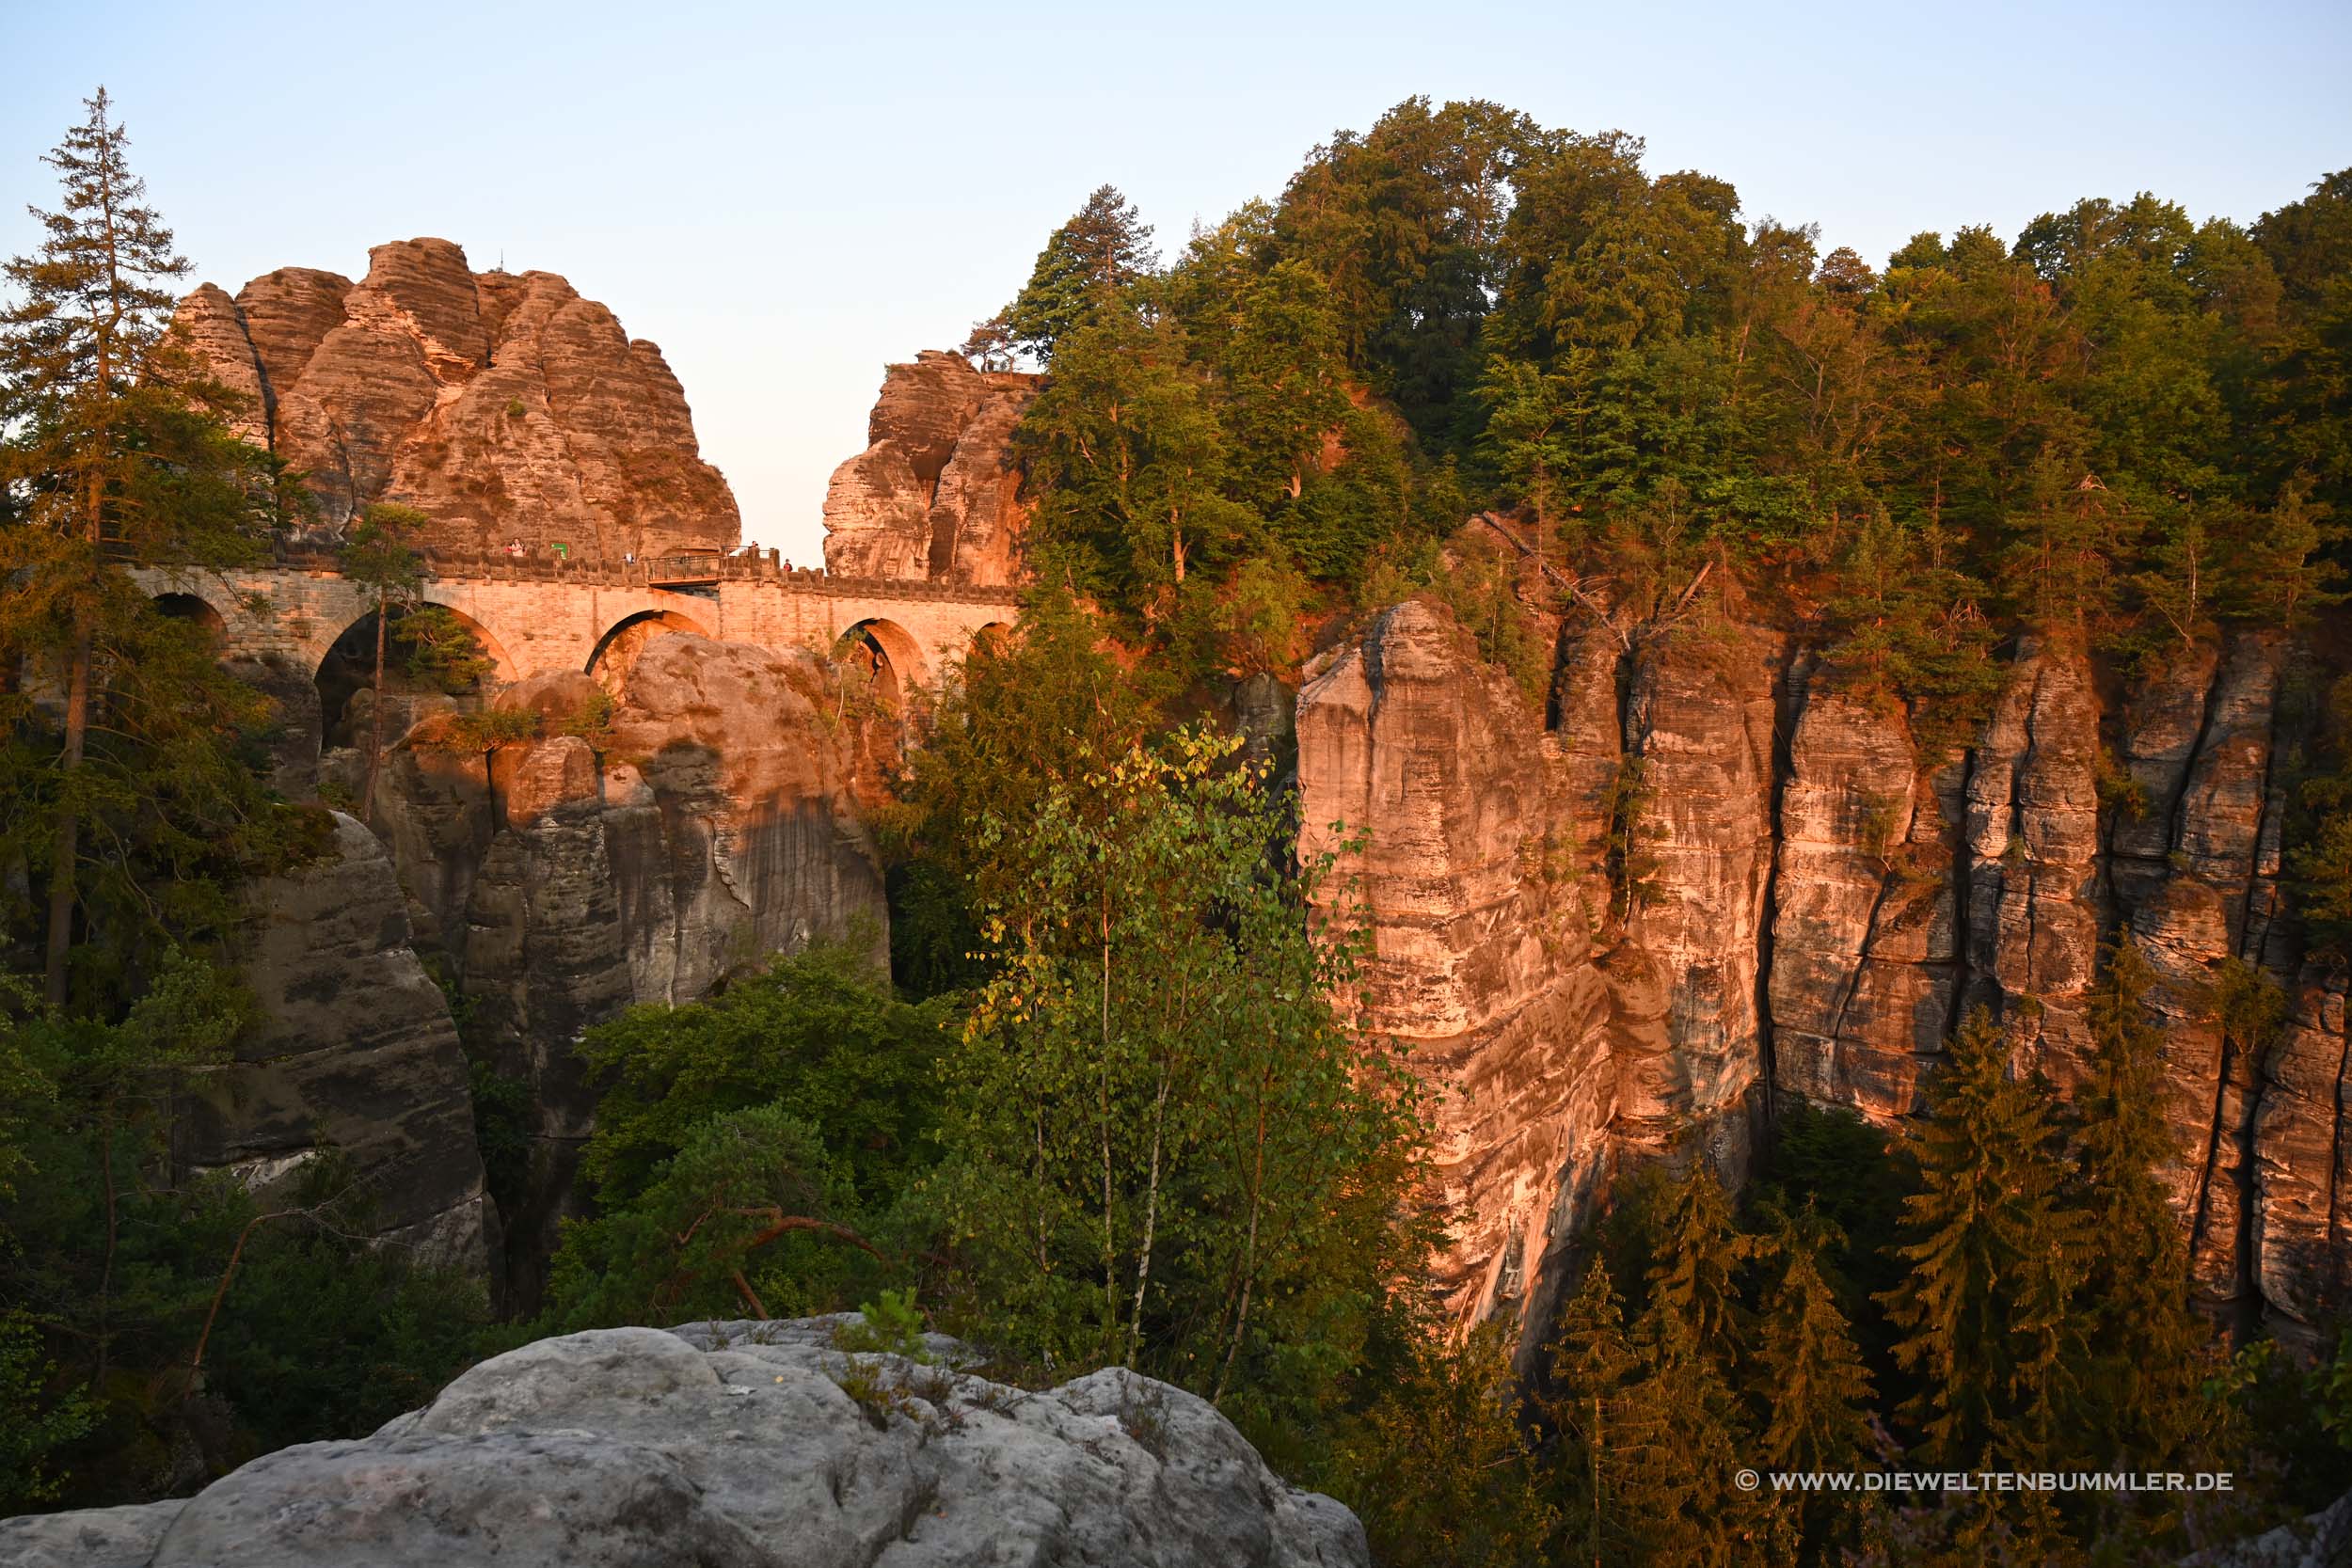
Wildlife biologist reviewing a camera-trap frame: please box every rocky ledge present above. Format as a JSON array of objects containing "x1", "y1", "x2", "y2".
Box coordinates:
[{"x1": 0, "y1": 1318, "x2": 1365, "y2": 1568}]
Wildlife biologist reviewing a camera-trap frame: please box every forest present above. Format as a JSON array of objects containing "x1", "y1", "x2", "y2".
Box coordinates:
[{"x1": 3, "y1": 87, "x2": 2351, "y2": 1566}]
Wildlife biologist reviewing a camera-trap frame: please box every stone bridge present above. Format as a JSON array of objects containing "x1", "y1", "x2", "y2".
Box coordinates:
[{"x1": 135, "y1": 545, "x2": 1021, "y2": 696}]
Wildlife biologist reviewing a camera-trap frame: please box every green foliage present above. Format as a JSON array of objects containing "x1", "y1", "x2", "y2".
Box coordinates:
[
  {"x1": 395, "y1": 603, "x2": 496, "y2": 692},
  {"x1": 465, "y1": 1057, "x2": 532, "y2": 1217},
  {"x1": 547, "y1": 944, "x2": 946, "y2": 1326},
  {"x1": 2290, "y1": 676, "x2": 2352, "y2": 960},
  {"x1": 1539, "y1": 1259, "x2": 1775, "y2": 1568},
  {"x1": 1878, "y1": 1008, "x2": 2090, "y2": 1470},
  {"x1": 547, "y1": 687, "x2": 617, "y2": 744},
  {"x1": 832, "y1": 1288, "x2": 931, "y2": 1363},
  {"x1": 549, "y1": 1103, "x2": 866, "y2": 1326},
  {"x1": 986, "y1": 184, "x2": 1156, "y2": 366},
  {"x1": 1600, "y1": 754, "x2": 1660, "y2": 923},
  {"x1": 415, "y1": 704, "x2": 540, "y2": 754},
  {"x1": 880, "y1": 591, "x2": 1168, "y2": 991},
  {"x1": 1328, "y1": 1320, "x2": 1561, "y2": 1567},
  {"x1": 192, "y1": 1191, "x2": 496, "y2": 1461},
  {"x1": 929, "y1": 727, "x2": 1429, "y2": 1449},
  {"x1": 1753, "y1": 1205, "x2": 1876, "y2": 1480},
  {"x1": 1017, "y1": 306, "x2": 1257, "y2": 619},
  {"x1": 1271, "y1": 97, "x2": 1535, "y2": 444},
  {"x1": 0, "y1": 1309, "x2": 95, "y2": 1510},
  {"x1": 0, "y1": 965, "x2": 499, "y2": 1506},
  {"x1": 1425, "y1": 534, "x2": 1553, "y2": 705},
  {"x1": 0, "y1": 91, "x2": 315, "y2": 1009},
  {"x1": 1639, "y1": 1162, "x2": 1753, "y2": 1377}
]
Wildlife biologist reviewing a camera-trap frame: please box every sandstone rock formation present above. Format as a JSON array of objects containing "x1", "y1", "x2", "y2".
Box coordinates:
[
  {"x1": 1297, "y1": 574, "x2": 2348, "y2": 1351},
  {"x1": 178, "y1": 812, "x2": 489, "y2": 1271},
  {"x1": 173, "y1": 239, "x2": 739, "y2": 559},
  {"x1": 319, "y1": 633, "x2": 889, "y2": 1303},
  {"x1": 0, "y1": 1318, "x2": 1366, "y2": 1568},
  {"x1": 1299, "y1": 601, "x2": 1610, "y2": 1352},
  {"x1": 822, "y1": 351, "x2": 1036, "y2": 585}
]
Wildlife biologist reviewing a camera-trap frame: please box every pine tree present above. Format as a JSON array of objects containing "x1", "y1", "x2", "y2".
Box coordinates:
[
  {"x1": 1755, "y1": 1204, "x2": 1876, "y2": 1477},
  {"x1": 1641, "y1": 1160, "x2": 1753, "y2": 1378},
  {"x1": 339, "y1": 503, "x2": 427, "y2": 823},
  {"x1": 0, "y1": 87, "x2": 281, "y2": 1006},
  {"x1": 1878, "y1": 1008, "x2": 2091, "y2": 1469},
  {"x1": 1545, "y1": 1261, "x2": 1648, "y2": 1567},
  {"x1": 2072, "y1": 940, "x2": 2214, "y2": 1468},
  {"x1": 999, "y1": 184, "x2": 1156, "y2": 364}
]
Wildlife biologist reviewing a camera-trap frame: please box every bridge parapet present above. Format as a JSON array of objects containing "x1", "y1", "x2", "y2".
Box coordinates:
[
  {"x1": 140, "y1": 549, "x2": 1022, "y2": 689},
  {"x1": 265, "y1": 539, "x2": 1023, "y2": 605}
]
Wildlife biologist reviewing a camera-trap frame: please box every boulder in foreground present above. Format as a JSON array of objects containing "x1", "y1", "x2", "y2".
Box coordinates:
[{"x1": 0, "y1": 1316, "x2": 1366, "y2": 1568}]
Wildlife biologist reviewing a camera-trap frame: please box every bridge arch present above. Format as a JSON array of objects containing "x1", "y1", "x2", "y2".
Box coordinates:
[
  {"x1": 408, "y1": 592, "x2": 521, "y2": 685},
  {"x1": 313, "y1": 601, "x2": 518, "y2": 738},
  {"x1": 150, "y1": 590, "x2": 228, "y2": 645},
  {"x1": 313, "y1": 600, "x2": 518, "y2": 686},
  {"x1": 837, "y1": 617, "x2": 926, "y2": 710},
  {"x1": 587, "y1": 608, "x2": 713, "y2": 688}
]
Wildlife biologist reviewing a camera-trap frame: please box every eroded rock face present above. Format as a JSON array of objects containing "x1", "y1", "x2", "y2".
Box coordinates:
[
  {"x1": 600, "y1": 635, "x2": 889, "y2": 1003},
  {"x1": 1612, "y1": 615, "x2": 1782, "y2": 1159},
  {"x1": 1767, "y1": 673, "x2": 1958, "y2": 1119},
  {"x1": 1, "y1": 1320, "x2": 1367, "y2": 1568},
  {"x1": 334, "y1": 636, "x2": 888, "y2": 1307},
  {"x1": 179, "y1": 813, "x2": 489, "y2": 1271},
  {"x1": 822, "y1": 351, "x2": 1036, "y2": 585},
  {"x1": 1299, "y1": 602, "x2": 1610, "y2": 1352},
  {"x1": 174, "y1": 239, "x2": 739, "y2": 558},
  {"x1": 1299, "y1": 582, "x2": 2344, "y2": 1349}
]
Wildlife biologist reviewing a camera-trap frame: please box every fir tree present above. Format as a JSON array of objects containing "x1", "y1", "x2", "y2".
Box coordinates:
[
  {"x1": 0, "y1": 87, "x2": 286, "y2": 1006},
  {"x1": 1755, "y1": 1203, "x2": 1875, "y2": 1477},
  {"x1": 1628, "y1": 1310, "x2": 1775, "y2": 1568},
  {"x1": 339, "y1": 503, "x2": 426, "y2": 824},
  {"x1": 1878, "y1": 1008, "x2": 2091, "y2": 1469},
  {"x1": 2071, "y1": 940, "x2": 2215, "y2": 1469},
  {"x1": 1546, "y1": 1259, "x2": 1756, "y2": 1567},
  {"x1": 1641, "y1": 1159, "x2": 1753, "y2": 1378},
  {"x1": 998, "y1": 184, "x2": 1156, "y2": 364},
  {"x1": 1545, "y1": 1261, "x2": 1649, "y2": 1567}
]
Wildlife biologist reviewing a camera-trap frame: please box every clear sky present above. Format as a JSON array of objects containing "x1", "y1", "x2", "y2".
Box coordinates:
[{"x1": 8, "y1": 1, "x2": 2348, "y2": 562}]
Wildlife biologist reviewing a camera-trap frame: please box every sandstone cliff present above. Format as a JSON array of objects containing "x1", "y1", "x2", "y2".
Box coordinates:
[
  {"x1": 822, "y1": 351, "x2": 1036, "y2": 585},
  {"x1": 324, "y1": 632, "x2": 889, "y2": 1303},
  {"x1": 1, "y1": 1317, "x2": 1365, "y2": 1568},
  {"x1": 175, "y1": 239, "x2": 739, "y2": 559},
  {"x1": 178, "y1": 812, "x2": 490, "y2": 1271},
  {"x1": 1296, "y1": 585, "x2": 2347, "y2": 1353}
]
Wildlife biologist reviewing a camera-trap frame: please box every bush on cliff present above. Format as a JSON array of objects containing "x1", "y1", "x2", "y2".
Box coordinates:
[
  {"x1": 546, "y1": 943, "x2": 949, "y2": 1328},
  {"x1": 924, "y1": 724, "x2": 1433, "y2": 1459}
]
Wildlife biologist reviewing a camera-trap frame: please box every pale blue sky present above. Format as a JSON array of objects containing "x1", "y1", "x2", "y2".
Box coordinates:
[{"x1": 9, "y1": 0, "x2": 2348, "y2": 562}]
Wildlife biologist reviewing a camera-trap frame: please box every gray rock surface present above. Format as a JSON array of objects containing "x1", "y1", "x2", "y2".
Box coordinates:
[
  {"x1": 0, "y1": 1503, "x2": 183, "y2": 1568},
  {"x1": 177, "y1": 811, "x2": 489, "y2": 1271},
  {"x1": 1, "y1": 1320, "x2": 1366, "y2": 1568},
  {"x1": 2181, "y1": 1489, "x2": 2352, "y2": 1567}
]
